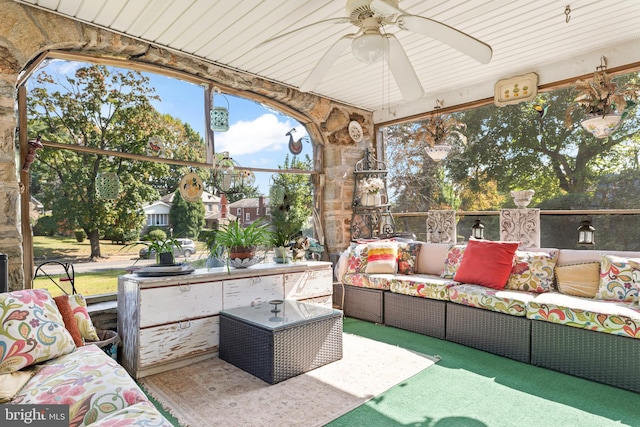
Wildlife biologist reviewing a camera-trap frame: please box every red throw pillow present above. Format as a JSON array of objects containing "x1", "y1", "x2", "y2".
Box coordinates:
[
  {"x1": 453, "y1": 239, "x2": 520, "y2": 290},
  {"x1": 54, "y1": 295, "x2": 84, "y2": 347}
]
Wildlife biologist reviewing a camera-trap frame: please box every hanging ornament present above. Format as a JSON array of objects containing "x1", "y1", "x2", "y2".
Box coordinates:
[
  {"x1": 210, "y1": 87, "x2": 230, "y2": 132},
  {"x1": 179, "y1": 172, "x2": 204, "y2": 202},
  {"x1": 286, "y1": 128, "x2": 308, "y2": 155},
  {"x1": 348, "y1": 120, "x2": 363, "y2": 143},
  {"x1": 147, "y1": 137, "x2": 164, "y2": 157},
  {"x1": 96, "y1": 172, "x2": 119, "y2": 200}
]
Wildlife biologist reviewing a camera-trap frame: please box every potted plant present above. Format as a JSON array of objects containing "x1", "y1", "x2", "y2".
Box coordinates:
[
  {"x1": 359, "y1": 176, "x2": 385, "y2": 206},
  {"x1": 214, "y1": 219, "x2": 272, "y2": 269},
  {"x1": 125, "y1": 236, "x2": 182, "y2": 266},
  {"x1": 565, "y1": 57, "x2": 640, "y2": 138},
  {"x1": 270, "y1": 227, "x2": 295, "y2": 263}
]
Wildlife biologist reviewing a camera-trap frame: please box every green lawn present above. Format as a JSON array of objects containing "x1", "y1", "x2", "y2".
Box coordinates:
[
  {"x1": 33, "y1": 269, "x2": 123, "y2": 297},
  {"x1": 31, "y1": 236, "x2": 207, "y2": 297},
  {"x1": 33, "y1": 235, "x2": 141, "y2": 261}
]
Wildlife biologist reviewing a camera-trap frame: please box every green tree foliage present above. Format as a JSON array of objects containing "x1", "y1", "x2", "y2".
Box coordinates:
[
  {"x1": 27, "y1": 65, "x2": 195, "y2": 259},
  {"x1": 386, "y1": 71, "x2": 640, "y2": 214},
  {"x1": 169, "y1": 190, "x2": 205, "y2": 238},
  {"x1": 269, "y1": 155, "x2": 313, "y2": 238}
]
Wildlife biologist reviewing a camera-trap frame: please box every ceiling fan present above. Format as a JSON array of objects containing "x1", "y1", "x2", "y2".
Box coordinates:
[{"x1": 261, "y1": 0, "x2": 492, "y2": 101}]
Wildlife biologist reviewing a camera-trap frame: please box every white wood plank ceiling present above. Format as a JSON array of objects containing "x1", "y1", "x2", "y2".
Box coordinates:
[{"x1": 12, "y1": 0, "x2": 640, "y2": 123}]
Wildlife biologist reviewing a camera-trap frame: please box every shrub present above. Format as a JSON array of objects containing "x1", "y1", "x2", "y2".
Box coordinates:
[
  {"x1": 74, "y1": 229, "x2": 86, "y2": 242},
  {"x1": 146, "y1": 229, "x2": 167, "y2": 242},
  {"x1": 33, "y1": 215, "x2": 58, "y2": 236}
]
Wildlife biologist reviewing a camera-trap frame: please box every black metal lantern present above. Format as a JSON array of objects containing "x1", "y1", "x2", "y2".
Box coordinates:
[
  {"x1": 471, "y1": 219, "x2": 485, "y2": 240},
  {"x1": 577, "y1": 218, "x2": 595, "y2": 245}
]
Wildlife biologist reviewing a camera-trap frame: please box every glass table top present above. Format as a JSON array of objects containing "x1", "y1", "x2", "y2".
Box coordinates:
[{"x1": 220, "y1": 300, "x2": 341, "y2": 330}]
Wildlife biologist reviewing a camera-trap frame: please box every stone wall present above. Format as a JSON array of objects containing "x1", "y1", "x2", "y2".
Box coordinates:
[{"x1": 0, "y1": 0, "x2": 371, "y2": 290}]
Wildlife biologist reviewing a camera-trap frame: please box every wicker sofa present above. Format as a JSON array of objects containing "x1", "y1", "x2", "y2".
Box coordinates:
[
  {"x1": 335, "y1": 239, "x2": 640, "y2": 393},
  {"x1": 1, "y1": 289, "x2": 172, "y2": 427}
]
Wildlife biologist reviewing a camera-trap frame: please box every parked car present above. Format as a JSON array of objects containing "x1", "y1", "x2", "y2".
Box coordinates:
[{"x1": 139, "y1": 238, "x2": 197, "y2": 259}]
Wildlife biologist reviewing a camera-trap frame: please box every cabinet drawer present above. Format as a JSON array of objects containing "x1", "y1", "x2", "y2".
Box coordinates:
[
  {"x1": 298, "y1": 294, "x2": 333, "y2": 308},
  {"x1": 139, "y1": 316, "x2": 219, "y2": 368},
  {"x1": 140, "y1": 281, "x2": 222, "y2": 328},
  {"x1": 284, "y1": 268, "x2": 332, "y2": 299},
  {"x1": 223, "y1": 274, "x2": 283, "y2": 308}
]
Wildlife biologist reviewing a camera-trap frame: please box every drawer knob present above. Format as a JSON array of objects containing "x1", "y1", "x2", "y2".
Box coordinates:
[{"x1": 179, "y1": 284, "x2": 191, "y2": 292}]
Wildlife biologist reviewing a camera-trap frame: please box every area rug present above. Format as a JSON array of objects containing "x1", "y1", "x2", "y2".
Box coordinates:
[{"x1": 139, "y1": 333, "x2": 439, "y2": 427}]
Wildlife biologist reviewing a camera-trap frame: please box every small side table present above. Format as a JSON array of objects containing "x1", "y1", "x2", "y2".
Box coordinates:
[{"x1": 219, "y1": 300, "x2": 343, "y2": 384}]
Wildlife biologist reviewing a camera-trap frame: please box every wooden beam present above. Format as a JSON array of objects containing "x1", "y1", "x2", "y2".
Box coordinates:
[
  {"x1": 36, "y1": 139, "x2": 316, "y2": 174},
  {"x1": 18, "y1": 86, "x2": 34, "y2": 287}
]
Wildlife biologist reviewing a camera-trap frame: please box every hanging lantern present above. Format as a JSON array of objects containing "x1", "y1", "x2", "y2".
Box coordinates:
[
  {"x1": 95, "y1": 172, "x2": 119, "y2": 200},
  {"x1": 210, "y1": 88, "x2": 230, "y2": 132},
  {"x1": 577, "y1": 218, "x2": 595, "y2": 245},
  {"x1": 471, "y1": 219, "x2": 485, "y2": 240},
  {"x1": 179, "y1": 172, "x2": 204, "y2": 202}
]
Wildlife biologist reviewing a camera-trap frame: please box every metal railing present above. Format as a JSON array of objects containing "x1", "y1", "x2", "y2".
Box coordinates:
[{"x1": 391, "y1": 209, "x2": 640, "y2": 251}]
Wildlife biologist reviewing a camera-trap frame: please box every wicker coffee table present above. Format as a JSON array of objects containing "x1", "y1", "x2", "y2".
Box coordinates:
[{"x1": 219, "y1": 300, "x2": 343, "y2": 384}]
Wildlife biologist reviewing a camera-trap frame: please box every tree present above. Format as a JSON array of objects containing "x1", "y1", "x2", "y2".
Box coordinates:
[
  {"x1": 28, "y1": 65, "x2": 177, "y2": 259},
  {"x1": 169, "y1": 190, "x2": 205, "y2": 238},
  {"x1": 269, "y1": 155, "x2": 313, "y2": 237},
  {"x1": 386, "y1": 71, "x2": 640, "y2": 213}
]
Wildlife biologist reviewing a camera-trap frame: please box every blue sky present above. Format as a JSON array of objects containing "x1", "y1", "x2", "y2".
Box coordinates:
[
  {"x1": 144, "y1": 72, "x2": 311, "y2": 195},
  {"x1": 37, "y1": 60, "x2": 312, "y2": 195}
]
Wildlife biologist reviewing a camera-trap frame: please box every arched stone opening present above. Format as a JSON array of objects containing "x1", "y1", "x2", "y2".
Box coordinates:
[{"x1": 0, "y1": 0, "x2": 372, "y2": 289}]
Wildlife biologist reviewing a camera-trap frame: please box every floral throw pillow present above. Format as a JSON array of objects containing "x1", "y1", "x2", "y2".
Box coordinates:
[
  {"x1": 345, "y1": 243, "x2": 369, "y2": 275},
  {"x1": 0, "y1": 289, "x2": 76, "y2": 373},
  {"x1": 596, "y1": 254, "x2": 640, "y2": 303},
  {"x1": 506, "y1": 250, "x2": 558, "y2": 293},
  {"x1": 397, "y1": 242, "x2": 422, "y2": 275},
  {"x1": 441, "y1": 244, "x2": 466, "y2": 279},
  {"x1": 67, "y1": 294, "x2": 100, "y2": 341}
]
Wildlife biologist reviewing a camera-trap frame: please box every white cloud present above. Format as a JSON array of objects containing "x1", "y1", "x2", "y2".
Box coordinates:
[{"x1": 214, "y1": 114, "x2": 308, "y2": 156}]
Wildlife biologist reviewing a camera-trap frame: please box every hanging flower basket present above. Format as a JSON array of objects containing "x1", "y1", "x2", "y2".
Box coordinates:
[
  {"x1": 96, "y1": 172, "x2": 119, "y2": 200},
  {"x1": 580, "y1": 114, "x2": 623, "y2": 139}
]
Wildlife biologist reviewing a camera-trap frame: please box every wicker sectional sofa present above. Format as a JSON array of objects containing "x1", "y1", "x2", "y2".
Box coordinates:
[
  {"x1": 335, "y1": 240, "x2": 640, "y2": 393},
  {"x1": 1, "y1": 289, "x2": 172, "y2": 427}
]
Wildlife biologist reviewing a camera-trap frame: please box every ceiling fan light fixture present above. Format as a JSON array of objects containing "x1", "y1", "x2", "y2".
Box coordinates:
[{"x1": 351, "y1": 33, "x2": 385, "y2": 64}]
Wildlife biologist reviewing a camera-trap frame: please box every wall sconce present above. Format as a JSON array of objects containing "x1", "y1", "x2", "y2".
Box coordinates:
[
  {"x1": 471, "y1": 219, "x2": 485, "y2": 240},
  {"x1": 577, "y1": 218, "x2": 595, "y2": 245}
]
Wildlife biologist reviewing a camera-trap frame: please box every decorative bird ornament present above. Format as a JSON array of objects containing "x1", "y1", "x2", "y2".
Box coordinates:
[{"x1": 286, "y1": 128, "x2": 309, "y2": 155}]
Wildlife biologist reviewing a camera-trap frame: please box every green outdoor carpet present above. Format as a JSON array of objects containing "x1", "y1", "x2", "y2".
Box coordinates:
[{"x1": 328, "y1": 317, "x2": 640, "y2": 427}]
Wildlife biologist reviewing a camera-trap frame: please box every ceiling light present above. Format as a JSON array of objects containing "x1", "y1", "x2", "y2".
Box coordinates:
[{"x1": 351, "y1": 33, "x2": 385, "y2": 64}]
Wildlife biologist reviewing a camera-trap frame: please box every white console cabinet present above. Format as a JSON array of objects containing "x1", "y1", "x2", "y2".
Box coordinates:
[{"x1": 118, "y1": 262, "x2": 333, "y2": 379}]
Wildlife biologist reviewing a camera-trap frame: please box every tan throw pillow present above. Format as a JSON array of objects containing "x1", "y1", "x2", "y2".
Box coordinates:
[
  {"x1": 0, "y1": 369, "x2": 35, "y2": 403},
  {"x1": 555, "y1": 262, "x2": 601, "y2": 298}
]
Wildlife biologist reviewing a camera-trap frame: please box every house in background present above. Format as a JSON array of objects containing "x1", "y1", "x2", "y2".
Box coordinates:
[
  {"x1": 29, "y1": 196, "x2": 44, "y2": 222},
  {"x1": 228, "y1": 196, "x2": 270, "y2": 225},
  {"x1": 142, "y1": 191, "x2": 232, "y2": 233}
]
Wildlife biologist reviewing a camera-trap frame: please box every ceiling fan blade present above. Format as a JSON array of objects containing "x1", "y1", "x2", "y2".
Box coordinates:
[
  {"x1": 384, "y1": 34, "x2": 425, "y2": 101},
  {"x1": 299, "y1": 34, "x2": 354, "y2": 92},
  {"x1": 398, "y1": 14, "x2": 492, "y2": 64},
  {"x1": 257, "y1": 17, "x2": 351, "y2": 47},
  {"x1": 370, "y1": 0, "x2": 404, "y2": 16}
]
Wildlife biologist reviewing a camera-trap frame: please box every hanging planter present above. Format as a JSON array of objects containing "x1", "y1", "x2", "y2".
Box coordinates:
[
  {"x1": 565, "y1": 56, "x2": 639, "y2": 134},
  {"x1": 580, "y1": 114, "x2": 623, "y2": 139},
  {"x1": 210, "y1": 88, "x2": 230, "y2": 132},
  {"x1": 96, "y1": 172, "x2": 119, "y2": 200}
]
